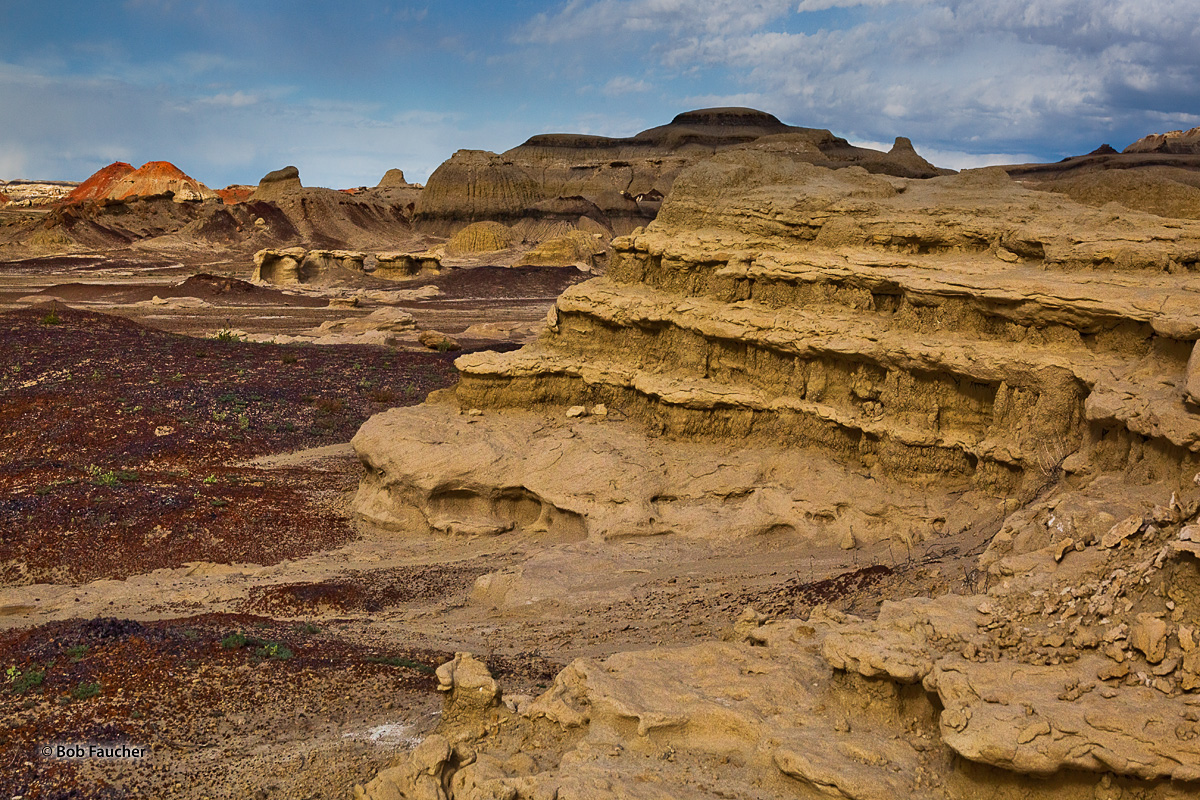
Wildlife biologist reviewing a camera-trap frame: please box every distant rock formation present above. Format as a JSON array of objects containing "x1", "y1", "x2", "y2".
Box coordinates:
[
  {"x1": 251, "y1": 247, "x2": 367, "y2": 285},
  {"x1": 514, "y1": 230, "x2": 607, "y2": 269},
  {"x1": 66, "y1": 162, "x2": 136, "y2": 203},
  {"x1": 216, "y1": 185, "x2": 255, "y2": 205},
  {"x1": 374, "y1": 251, "x2": 442, "y2": 280},
  {"x1": 376, "y1": 168, "x2": 412, "y2": 188},
  {"x1": 415, "y1": 107, "x2": 947, "y2": 236},
  {"x1": 445, "y1": 221, "x2": 516, "y2": 255},
  {"x1": 104, "y1": 161, "x2": 218, "y2": 202},
  {"x1": 251, "y1": 166, "x2": 303, "y2": 202},
  {"x1": 1125, "y1": 126, "x2": 1200, "y2": 154}
]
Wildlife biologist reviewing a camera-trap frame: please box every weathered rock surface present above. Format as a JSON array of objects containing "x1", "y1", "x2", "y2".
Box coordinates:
[
  {"x1": 415, "y1": 107, "x2": 946, "y2": 236},
  {"x1": 374, "y1": 251, "x2": 443, "y2": 280},
  {"x1": 65, "y1": 161, "x2": 136, "y2": 204},
  {"x1": 445, "y1": 221, "x2": 515, "y2": 255},
  {"x1": 354, "y1": 149, "x2": 1200, "y2": 798},
  {"x1": 251, "y1": 247, "x2": 367, "y2": 285},
  {"x1": 1126, "y1": 127, "x2": 1200, "y2": 155},
  {"x1": 103, "y1": 160, "x2": 218, "y2": 202}
]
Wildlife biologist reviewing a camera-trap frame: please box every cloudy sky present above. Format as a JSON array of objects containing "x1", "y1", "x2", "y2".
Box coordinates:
[{"x1": 2, "y1": 0, "x2": 1197, "y2": 188}]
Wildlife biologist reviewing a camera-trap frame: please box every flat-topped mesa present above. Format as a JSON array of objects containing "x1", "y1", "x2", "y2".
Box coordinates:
[{"x1": 414, "y1": 107, "x2": 946, "y2": 236}]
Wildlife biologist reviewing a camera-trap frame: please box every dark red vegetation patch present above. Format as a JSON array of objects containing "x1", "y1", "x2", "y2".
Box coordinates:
[{"x1": 0, "y1": 304, "x2": 460, "y2": 582}]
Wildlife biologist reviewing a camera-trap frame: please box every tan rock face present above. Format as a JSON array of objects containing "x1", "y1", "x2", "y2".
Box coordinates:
[
  {"x1": 251, "y1": 247, "x2": 366, "y2": 285},
  {"x1": 354, "y1": 150, "x2": 1200, "y2": 798},
  {"x1": 414, "y1": 107, "x2": 946, "y2": 236}
]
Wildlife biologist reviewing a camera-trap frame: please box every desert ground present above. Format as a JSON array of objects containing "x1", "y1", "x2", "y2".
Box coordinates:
[{"x1": 4, "y1": 111, "x2": 1200, "y2": 799}]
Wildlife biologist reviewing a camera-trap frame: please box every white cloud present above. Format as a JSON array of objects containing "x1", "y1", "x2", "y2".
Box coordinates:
[
  {"x1": 513, "y1": 0, "x2": 1200, "y2": 159},
  {"x1": 601, "y1": 76, "x2": 653, "y2": 96}
]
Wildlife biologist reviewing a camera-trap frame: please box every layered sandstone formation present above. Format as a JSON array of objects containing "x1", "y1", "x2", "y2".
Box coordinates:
[
  {"x1": 354, "y1": 152, "x2": 1200, "y2": 798},
  {"x1": 251, "y1": 247, "x2": 367, "y2": 285},
  {"x1": 415, "y1": 107, "x2": 946, "y2": 236},
  {"x1": 1125, "y1": 127, "x2": 1200, "y2": 154}
]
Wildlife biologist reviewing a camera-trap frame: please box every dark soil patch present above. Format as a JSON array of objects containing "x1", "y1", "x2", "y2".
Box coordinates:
[
  {"x1": 0, "y1": 614, "x2": 450, "y2": 799},
  {"x1": 0, "y1": 304, "x2": 460, "y2": 582},
  {"x1": 242, "y1": 563, "x2": 492, "y2": 615},
  {"x1": 734, "y1": 564, "x2": 895, "y2": 618}
]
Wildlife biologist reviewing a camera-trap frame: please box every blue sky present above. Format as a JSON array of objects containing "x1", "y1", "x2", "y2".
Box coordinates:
[{"x1": 2, "y1": 0, "x2": 1198, "y2": 188}]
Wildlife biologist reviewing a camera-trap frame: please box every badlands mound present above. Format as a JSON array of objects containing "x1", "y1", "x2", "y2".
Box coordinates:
[
  {"x1": 354, "y1": 152, "x2": 1200, "y2": 798},
  {"x1": 415, "y1": 107, "x2": 946, "y2": 236},
  {"x1": 64, "y1": 161, "x2": 136, "y2": 203},
  {"x1": 104, "y1": 160, "x2": 218, "y2": 202}
]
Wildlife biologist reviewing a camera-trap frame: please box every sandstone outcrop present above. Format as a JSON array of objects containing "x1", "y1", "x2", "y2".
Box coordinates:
[
  {"x1": 1125, "y1": 127, "x2": 1200, "y2": 155},
  {"x1": 374, "y1": 251, "x2": 443, "y2": 280},
  {"x1": 251, "y1": 165, "x2": 303, "y2": 201},
  {"x1": 415, "y1": 107, "x2": 946, "y2": 236},
  {"x1": 354, "y1": 150, "x2": 1200, "y2": 798},
  {"x1": 251, "y1": 247, "x2": 367, "y2": 285},
  {"x1": 376, "y1": 168, "x2": 413, "y2": 189},
  {"x1": 216, "y1": 185, "x2": 254, "y2": 204},
  {"x1": 514, "y1": 230, "x2": 608, "y2": 269},
  {"x1": 445, "y1": 221, "x2": 515, "y2": 255}
]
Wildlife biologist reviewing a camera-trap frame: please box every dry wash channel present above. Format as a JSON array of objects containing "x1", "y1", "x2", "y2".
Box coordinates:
[{"x1": 352, "y1": 152, "x2": 1200, "y2": 798}]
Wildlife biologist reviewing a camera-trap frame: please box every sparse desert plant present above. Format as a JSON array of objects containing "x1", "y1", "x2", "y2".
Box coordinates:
[
  {"x1": 6, "y1": 665, "x2": 45, "y2": 694},
  {"x1": 213, "y1": 328, "x2": 244, "y2": 342},
  {"x1": 65, "y1": 644, "x2": 88, "y2": 662},
  {"x1": 221, "y1": 632, "x2": 250, "y2": 649},
  {"x1": 71, "y1": 681, "x2": 101, "y2": 701},
  {"x1": 39, "y1": 305, "x2": 62, "y2": 325},
  {"x1": 315, "y1": 398, "x2": 345, "y2": 416},
  {"x1": 369, "y1": 387, "x2": 399, "y2": 404},
  {"x1": 282, "y1": 353, "x2": 298, "y2": 364},
  {"x1": 254, "y1": 641, "x2": 293, "y2": 661}
]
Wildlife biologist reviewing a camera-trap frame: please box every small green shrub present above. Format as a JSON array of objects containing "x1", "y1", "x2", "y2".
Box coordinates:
[
  {"x1": 71, "y1": 681, "x2": 102, "y2": 701},
  {"x1": 213, "y1": 328, "x2": 244, "y2": 342},
  {"x1": 65, "y1": 644, "x2": 88, "y2": 662},
  {"x1": 40, "y1": 306, "x2": 62, "y2": 325},
  {"x1": 6, "y1": 666, "x2": 45, "y2": 694},
  {"x1": 221, "y1": 632, "x2": 250, "y2": 649},
  {"x1": 254, "y1": 642, "x2": 293, "y2": 661}
]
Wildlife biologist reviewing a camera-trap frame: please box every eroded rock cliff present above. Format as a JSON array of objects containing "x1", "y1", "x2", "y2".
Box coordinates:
[{"x1": 353, "y1": 151, "x2": 1200, "y2": 798}]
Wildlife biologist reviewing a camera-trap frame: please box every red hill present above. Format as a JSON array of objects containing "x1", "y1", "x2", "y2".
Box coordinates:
[
  {"x1": 216, "y1": 185, "x2": 255, "y2": 205},
  {"x1": 0, "y1": 190, "x2": 9, "y2": 206},
  {"x1": 66, "y1": 161, "x2": 136, "y2": 203},
  {"x1": 107, "y1": 161, "x2": 217, "y2": 202}
]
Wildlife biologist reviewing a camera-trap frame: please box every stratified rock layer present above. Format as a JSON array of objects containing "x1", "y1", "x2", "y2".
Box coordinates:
[
  {"x1": 354, "y1": 151, "x2": 1200, "y2": 798},
  {"x1": 415, "y1": 107, "x2": 946, "y2": 235}
]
